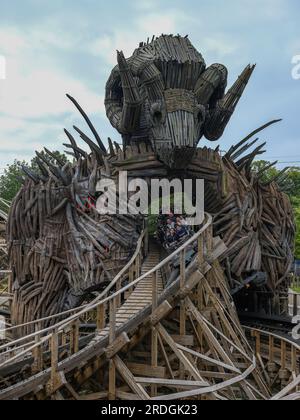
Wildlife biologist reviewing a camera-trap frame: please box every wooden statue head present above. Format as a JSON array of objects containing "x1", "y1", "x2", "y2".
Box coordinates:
[{"x1": 105, "y1": 35, "x2": 255, "y2": 169}]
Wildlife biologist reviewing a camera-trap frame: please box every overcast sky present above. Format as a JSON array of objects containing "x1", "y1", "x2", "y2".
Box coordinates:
[{"x1": 0, "y1": 0, "x2": 299, "y2": 172}]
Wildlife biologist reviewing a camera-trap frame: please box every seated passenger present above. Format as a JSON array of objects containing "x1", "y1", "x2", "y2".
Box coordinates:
[
  {"x1": 176, "y1": 225, "x2": 189, "y2": 240},
  {"x1": 166, "y1": 218, "x2": 175, "y2": 230},
  {"x1": 166, "y1": 228, "x2": 176, "y2": 244}
]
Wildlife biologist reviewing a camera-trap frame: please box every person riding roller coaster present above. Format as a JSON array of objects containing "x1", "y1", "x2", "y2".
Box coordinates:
[{"x1": 157, "y1": 212, "x2": 193, "y2": 251}]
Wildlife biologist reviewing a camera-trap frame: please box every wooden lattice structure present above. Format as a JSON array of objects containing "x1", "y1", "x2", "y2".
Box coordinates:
[
  {"x1": 0, "y1": 35, "x2": 297, "y2": 400},
  {"x1": 0, "y1": 218, "x2": 298, "y2": 400}
]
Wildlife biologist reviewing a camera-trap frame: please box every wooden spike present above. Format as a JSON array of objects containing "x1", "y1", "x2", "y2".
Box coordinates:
[
  {"x1": 226, "y1": 120, "x2": 282, "y2": 158},
  {"x1": 73, "y1": 126, "x2": 104, "y2": 164},
  {"x1": 230, "y1": 138, "x2": 259, "y2": 162},
  {"x1": 44, "y1": 148, "x2": 65, "y2": 167},
  {"x1": 66, "y1": 94, "x2": 107, "y2": 154},
  {"x1": 21, "y1": 166, "x2": 40, "y2": 184},
  {"x1": 263, "y1": 167, "x2": 290, "y2": 186},
  {"x1": 256, "y1": 161, "x2": 278, "y2": 178},
  {"x1": 108, "y1": 138, "x2": 116, "y2": 156},
  {"x1": 64, "y1": 129, "x2": 81, "y2": 160},
  {"x1": 63, "y1": 143, "x2": 87, "y2": 158},
  {"x1": 235, "y1": 143, "x2": 267, "y2": 168}
]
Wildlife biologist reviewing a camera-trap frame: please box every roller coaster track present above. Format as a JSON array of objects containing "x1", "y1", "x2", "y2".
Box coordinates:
[
  {"x1": 0, "y1": 213, "x2": 299, "y2": 400},
  {"x1": 243, "y1": 326, "x2": 300, "y2": 400}
]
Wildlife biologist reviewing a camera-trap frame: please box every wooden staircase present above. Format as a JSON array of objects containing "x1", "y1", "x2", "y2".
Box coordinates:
[{"x1": 97, "y1": 246, "x2": 163, "y2": 341}]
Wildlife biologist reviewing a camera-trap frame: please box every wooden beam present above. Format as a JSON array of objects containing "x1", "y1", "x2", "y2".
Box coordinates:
[
  {"x1": 105, "y1": 332, "x2": 130, "y2": 359},
  {"x1": 114, "y1": 356, "x2": 151, "y2": 400},
  {"x1": 150, "y1": 301, "x2": 172, "y2": 325},
  {"x1": 126, "y1": 362, "x2": 166, "y2": 379},
  {"x1": 156, "y1": 323, "x2": 206, "y2": 382},
  {"x1": 79, "y1": 391, "x2": 107, "y2": 400},
  {"x1": 135, "y1": 377, "x2": 208, "y2": 389},
  {"x1": 171, "y1": 335, "x2": 194, "y2": 347}
]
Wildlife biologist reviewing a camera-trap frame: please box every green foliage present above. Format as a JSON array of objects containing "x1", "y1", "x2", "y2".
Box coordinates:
[
  {"x1": 252, "y1": 160, "x2": 300, "y2": 196},
  {"x1": 291, "y1": 196, "x2": 300, "y2": 259},
  {"x1": 0, "y1": 151, "x2": 68, "y2": 212},
  {"x1": 253, "y1": 160, "x2": 300, "y2": 259},
  {"x1": 251, "y1": 160, "x2": 278, "y2": 183},
  {"x1": 286, "y1": 169, "x2": 300, "y2": 197},
  {"x1": 0, "y1": 160, "x2": 25, "y2": 209},
  {"x1": 31, "y1": 150, "x2": 68, "y2": 174},
  {"x1": 1, "y1": 154, "x2": 300, "y2": 258}
]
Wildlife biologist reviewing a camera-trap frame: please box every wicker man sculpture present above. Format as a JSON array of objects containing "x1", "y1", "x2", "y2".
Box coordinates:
[{"x1": 7, "y1": 35, "x2": 295, "y2": 335}]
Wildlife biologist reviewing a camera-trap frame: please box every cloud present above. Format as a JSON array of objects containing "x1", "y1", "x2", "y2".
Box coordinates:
[
  {"x1": 200, "y1": 35, "x2": 240, "y2": 61},
  {"x1": 0, "y1": 24, "x2": 106, "y2": 168},
  {"x1": 0, "y1": 28, "x2": 26, "y2": 57},
  {"x1": 136, "y1": 12, "x2": 186, "y2": 34},
  {"x1": 0, "y1": 25, "x2": 104, "y2": 118},
  {"x1": 0, "y1": 113, "x2": 63, "y2": 168},
  {"x1": 88, "y1": 9, "x2": 194, "y2": 65},
  {"x1": 133, "y1": 0, "x2": 159, "y2": 11},
  {"x1": 251, "y1": 0, "x2": 287, "y2": 19},
  {"x1": 1, "y1": 60, "x2": 104, "y2": 119}
]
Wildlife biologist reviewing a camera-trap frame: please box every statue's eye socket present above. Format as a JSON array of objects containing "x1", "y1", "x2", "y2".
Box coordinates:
[
  {"x1": 196, "y1": 107, "x2": 205, "y2": 123},
  {"x1": 197, "y1": 111, "x2": 203, "y2": 123},
  {"x1": 152, "y1": 110, "x2": 163, "y2": 125}
]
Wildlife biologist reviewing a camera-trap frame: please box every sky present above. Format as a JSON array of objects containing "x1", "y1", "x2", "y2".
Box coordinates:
[{"x1": 0, "y1": 0, "x2": 300, "y2": 173}]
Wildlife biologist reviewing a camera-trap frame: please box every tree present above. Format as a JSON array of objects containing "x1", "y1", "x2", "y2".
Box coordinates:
[
  {"x1": 0, "y1": 160, "x2": 25, "y2": 207},
  {"x1": 252, "y1": 160, "x2": 300, "y2": 259},
  {"x1": 251, "y1": 160, "x2": 278, "y2": 183},
  {"x1": 0, "y1": 151, "x2": 68, "y2": 212},
  {"x1": 30, "y1": 150, "x2": 68, "y2": 174},
  {"x1": 286, "y1": 169, "x2": 300, "y2": 197}
]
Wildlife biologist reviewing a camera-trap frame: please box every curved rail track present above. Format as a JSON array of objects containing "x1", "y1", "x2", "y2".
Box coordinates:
[{"x1": 0, "y1": 213, "x2": 299, "y2": 400}]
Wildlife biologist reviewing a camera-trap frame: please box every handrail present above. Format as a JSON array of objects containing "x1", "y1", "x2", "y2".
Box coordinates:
[
  {"x1": 0, "y1": 213, "x2": 212, "y2": 362},
  {"x1": 271, "y1": 376, "x2": 300, "y2": 400},
  {"x1": 0, "y1": 209, "x2": 8, "y2": 221},
  {"x1": 0, "y1": 215, "x2": 7, "y2": 222},
  {"x1": 243, "y1": 325, "x2": 300, "y2": 400},
  {"x1": 243, "y1": 325, "x2": 300, "y2": 352},
  {"x1": 0, "y1": 228, "x2": 147, "y2": 339},
  {"x1": 45, "y1": 213, "x2": 211, "y2": 333},
  {"x1": 0, "y1": 198, "x2": 10, "y2": 209}
]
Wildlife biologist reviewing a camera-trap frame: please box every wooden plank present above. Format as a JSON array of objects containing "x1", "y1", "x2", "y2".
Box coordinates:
[
  {"x1": 105, "y1": 332, "x2": 130, "y2": 359},
  {"x1": 114, "y1": 356, "x2": 150, "y2": 400},
  {"x1": 151, "y1": 361, "x2": 256, "y2": 401},
  {"x1": 176, "y1": 344, "x2": 241, "y2": 374},
  {"x1": 135, "y1": 377, "x2": 208, "y2": 389},
  {"x1": 179, "y1": 269, "x2": 204, "y2": 298},
  {"x1": 150, "y1": 301, "x2": 172, "y2": 325},
  {"x1": 156, "y1": 324, "x2": 205, "y2": 382},
  {"x1": 79, "y1": 392, "x2": 108, "y2": 400},
  {"x1": 108, "y1": 359, "x2": 116, "y2": 400},
  {"x1": 116, "y1": 390, "x2": 141, "y2": 401},
  {"x1": 126, "y1": 362, "x2": 166, "y2": 378},
  {"x1": 271, "y1": 375, "x2": 300, "y2": 400},
  {"x1": 171, "y1": 335, "x2": 194, "y2": 347}
]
